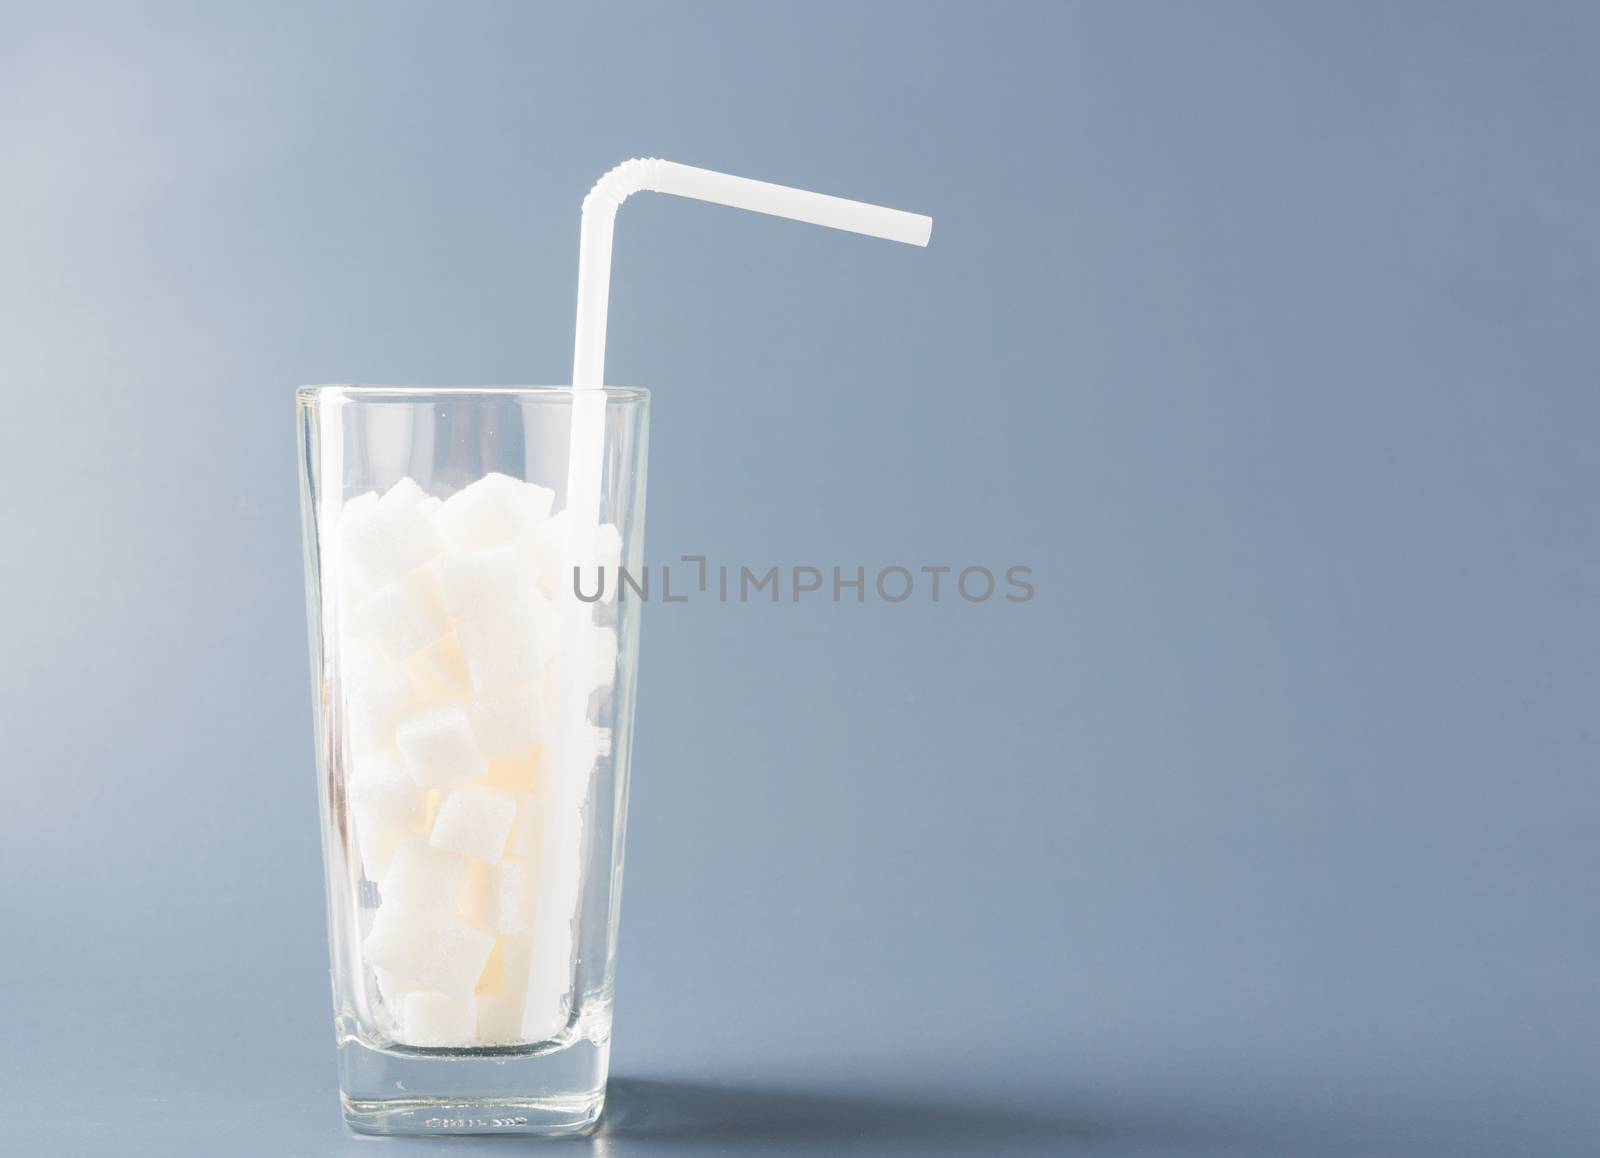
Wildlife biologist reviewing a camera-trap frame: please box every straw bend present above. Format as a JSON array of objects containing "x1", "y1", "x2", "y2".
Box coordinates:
[
  {"x1": 573, "y1": 156, "x2": 932, "y2": 392},
  {"x1": 580, "y1": 157, "x2": 933, "y2": 246},
  {"x1": 581, "y1": 157, "x2": 669, "y2": 216}
]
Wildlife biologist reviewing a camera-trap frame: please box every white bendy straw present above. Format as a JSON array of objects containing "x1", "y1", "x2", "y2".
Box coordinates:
[
  {"x1": 550, "y1": 156, "x2": 931, "y2": 901},
  {"x1": 564, "y1": 157, "x2": 932, "y2": 528},
  {"x1": 557, "y1": 152, "x2": 931, "y2": 714}
]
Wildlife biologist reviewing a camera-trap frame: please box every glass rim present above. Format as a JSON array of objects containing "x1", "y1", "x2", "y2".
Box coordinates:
[{"x1": 297, "y1": 384, "x2": 649, "y2": 402}]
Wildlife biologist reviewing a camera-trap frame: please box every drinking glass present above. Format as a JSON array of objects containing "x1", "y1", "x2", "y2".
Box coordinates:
[{"x1": 297, "y1": 385, "x2": 648, "y2": 1135}]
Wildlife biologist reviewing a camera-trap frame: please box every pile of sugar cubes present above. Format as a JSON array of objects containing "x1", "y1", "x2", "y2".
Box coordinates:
[{"x1": 334, "y1": 473, "x2": 621, "y2": 1049}]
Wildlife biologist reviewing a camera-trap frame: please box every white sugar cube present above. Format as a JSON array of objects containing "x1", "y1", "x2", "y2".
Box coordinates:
[
  {"x1": 497, "y1": 934, "x2": 532, "y2": 989},
  {"x1": 377, "y1": 486, "x2": 443, "y2": 571},
  {"x1": 356, "y1": 567, "x2": 450, "y2": 660},
  {"x1": 363, "y1": 905, "x2": 437, "y2": 986},
  {"x1": 522, "y1": 481, "x2": 556, "y2": 523},
  {"x1": 374, "y1": 966, "x2": 423, "y2": 1001},
  {"x1": 505, "y1": 793, "x2": 543, "y2": 860},
  {"x1": 395, "y1": 701, "x2": 487, "y2": 790},
  {"x1": 456, "y1": 859, "x2": 499, "y2": 930},
  {"x1": 424, "y1": 920, "x2": 497, "y2": 996},
  {"x1": 482, "y1": 750, "x2": 542, "y2": 795},
  {"x1": 473, "y1": 932, "x2": 508, "y2": 990},
  {"x1": 470, "y1": 684, "x2": 544, "y2": 757},
  {"x1": 530, "y1": 589, "x2": 564, "y2": 647},
  {"x1": 440, "y1": 540, "x2": 531, "y2": 621},
  {"x1": 381, "y1": 477, "x2": 430, "y2": 511},
  {"x1": 474, "y1": 936, "x2": 530, "y2": 1045},
  {"x1": 337, "y1": 562, "x2": 368, "y2": 622},
  {"x1": 364, "y1": 904, "x2": 496, "y2": 997},
  {"x1": 435, "y1": 472, "x2": 529, "y2": 549},
  {"x1": 339, "y1": 484, "x2": 443, "y2": 592},
  {"x1": 475, "y1": 990, "x2": 526, "y2": 1045},
  {"x1": 378, "y1": 835, "x2": 469, "y2": 911},
  {"x1": 337, "y1": 491, "x2": 389, "y2": 592},
  {"x1": 344, "y1": 642, "x2": 418, "y2": 716},
  {"x1": 430, "y1": 785, "x2": 517, "y2": 864},
  {"x1": 493, "y1": 859, "x2": 540, "y2": 935},
  {"x1": 342, "y1": 643, "x2": 420, "y2": 748},
  {"x1": 458, "y1": 859, "x2": 552, "y2": 944},
  {"x1": 348, "y1": 755, "x2": 423, "y2": 880},
  {"x1": 406, "y1": 632, "x2": 472, "y2": 700},
  {"x1": 396, "y1": 991, "x2": 478, "y2": 1048},
  {"x1": 459, "y1": 611, "x2": 542, "y2": 692}
]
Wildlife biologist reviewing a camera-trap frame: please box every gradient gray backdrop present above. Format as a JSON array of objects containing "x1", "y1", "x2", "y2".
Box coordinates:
[{"x1": 2, "y1": 3, "x2": 1596, "y2": 1155}]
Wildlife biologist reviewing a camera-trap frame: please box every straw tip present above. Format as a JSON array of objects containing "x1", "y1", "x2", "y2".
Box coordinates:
[{"x1": 892, "y1": 212, "x2": 932, "y2": 247}]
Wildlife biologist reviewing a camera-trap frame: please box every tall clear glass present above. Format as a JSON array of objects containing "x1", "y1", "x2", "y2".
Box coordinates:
[{"x1": 297, "y1": 386, "x2": 648, "y2": 1135}]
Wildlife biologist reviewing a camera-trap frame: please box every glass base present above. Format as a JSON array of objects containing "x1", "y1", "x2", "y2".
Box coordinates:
[{"x1": 338, "y1": 1033, "x2": 609, "y2": 1136}]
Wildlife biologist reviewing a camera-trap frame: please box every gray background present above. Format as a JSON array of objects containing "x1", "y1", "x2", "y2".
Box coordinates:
[{"x1": 1, "y1": 2, "x2": 1596, "y2": 1155}]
